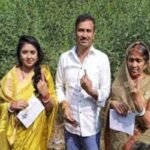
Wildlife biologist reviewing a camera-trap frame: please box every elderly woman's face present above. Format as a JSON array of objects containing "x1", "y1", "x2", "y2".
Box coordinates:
[{"x1": 127, "y1": 47, "x2": 147, "y2": 79}]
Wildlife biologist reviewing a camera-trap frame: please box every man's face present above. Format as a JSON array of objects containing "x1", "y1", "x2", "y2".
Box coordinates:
[{"x1": 75, "y1": 20, "x2": 95, "y2": 49}]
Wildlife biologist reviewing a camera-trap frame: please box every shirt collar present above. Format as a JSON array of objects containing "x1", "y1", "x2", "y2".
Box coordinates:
[{"x1": 70, "y1": 45, "x2": 96, "y2": 56}]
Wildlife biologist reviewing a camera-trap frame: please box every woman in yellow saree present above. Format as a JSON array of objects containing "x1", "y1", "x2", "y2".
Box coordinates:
[
  {"x1": 0, "y1": 35, "x2": 58, "y2": 150},
  {"x1": 103, "y1": 41, "x2": 150, "y2": 150}
]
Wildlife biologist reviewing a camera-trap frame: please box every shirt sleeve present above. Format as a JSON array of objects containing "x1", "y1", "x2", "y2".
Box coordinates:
[
  {"x1": 96, "y1": 54, "x2": 111, "y2": 107},
  {"x1": 56, "y1": 55, "x2": 66, "y2": 103}
]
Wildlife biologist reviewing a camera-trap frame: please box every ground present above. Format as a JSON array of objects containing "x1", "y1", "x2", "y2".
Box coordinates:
[{"x1": 48, "y1": 109, "x2": 65, "y2": 150}]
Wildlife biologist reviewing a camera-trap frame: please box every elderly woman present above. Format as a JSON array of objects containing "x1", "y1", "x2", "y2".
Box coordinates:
[
  {"x1": 0, "y1": 35, "x2": 58, "y2": 150},
  {"x1": 103, "y1": 41, "x2": 150, "y2": 150}
]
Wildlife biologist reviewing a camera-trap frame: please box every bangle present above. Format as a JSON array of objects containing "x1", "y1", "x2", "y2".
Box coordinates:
[
  {"x1": 42, "y1": 93, "x2": 51, "y2": 104},
  {"x1": 42, "y1": 93, "x2": 50, "y2": 100},
  {"x1": 135, "y1": 107, "x2": 146, "y2": 117}
]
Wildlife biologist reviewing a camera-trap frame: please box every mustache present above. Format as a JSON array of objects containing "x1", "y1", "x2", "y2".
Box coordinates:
[{"x1": 80, "y1": 37, "x2": 88, "y2": 40}]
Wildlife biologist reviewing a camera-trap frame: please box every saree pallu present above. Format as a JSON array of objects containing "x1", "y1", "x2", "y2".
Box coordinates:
[
  {"x1": 101, "y1": 41, "x2": 150, "y2": 150},
  {"x1": 0, "y1": 65, "x2": 58, "y2": 150},
  {"x1": 101, "y1": 74, "x2": 150, "y2": 150}
]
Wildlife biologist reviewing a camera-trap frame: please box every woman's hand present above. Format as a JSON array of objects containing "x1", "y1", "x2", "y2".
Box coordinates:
[
  {"x1": 131, "y1": 79, "x2": 146, "y2": 112},
  {"x1": 37, "y1": 74, "x2": 54, "y2": 112},
  {"x1": 131, "y1": 91, "x2": 145, "y2": 112},
  {"x1": 37, "y1": 74, "x2": 49, "y2": 98},
  {"x1": 110, "y1": 101, "x2": 129, "y2": 116},
  {"x1": 10, "y1": 100, "x2": 28, "y2": 111}
]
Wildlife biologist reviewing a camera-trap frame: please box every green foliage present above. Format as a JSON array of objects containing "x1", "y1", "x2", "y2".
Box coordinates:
[{"x1": 0, "y1": 0, "x2": 150, "y2": 80}]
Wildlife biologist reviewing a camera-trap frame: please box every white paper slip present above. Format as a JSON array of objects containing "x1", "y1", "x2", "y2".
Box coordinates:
[
  {"x1": 109, "y1": 109, "x2": 136, "y2": 135},
  {"x1": 17, "y1": 96, "x2": 44, "y2": 128}
]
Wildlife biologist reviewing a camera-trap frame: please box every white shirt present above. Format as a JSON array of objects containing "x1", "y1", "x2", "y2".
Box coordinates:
[{"x1": 56, "y1": 46, "x2": 111, "y2": 136}]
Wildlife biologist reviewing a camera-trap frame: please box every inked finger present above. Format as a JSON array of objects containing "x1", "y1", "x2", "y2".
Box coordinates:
[{"x1": 41, "y1": 73, "x2": 46, "y2": 81}]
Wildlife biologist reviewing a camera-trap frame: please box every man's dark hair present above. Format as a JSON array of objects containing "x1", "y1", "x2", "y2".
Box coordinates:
[{"x1": 75, "y1": 13, "x2": 95, "y2": 30}]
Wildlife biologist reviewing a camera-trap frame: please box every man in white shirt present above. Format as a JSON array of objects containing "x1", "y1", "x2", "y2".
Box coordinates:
[{"x1": 56, "y1": 13, "x2": 111, "y2": 150}]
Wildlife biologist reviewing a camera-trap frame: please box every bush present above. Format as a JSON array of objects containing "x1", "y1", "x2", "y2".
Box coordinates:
[{"x1": 0, "y1": 0, "x2": 150, "y2": 80}]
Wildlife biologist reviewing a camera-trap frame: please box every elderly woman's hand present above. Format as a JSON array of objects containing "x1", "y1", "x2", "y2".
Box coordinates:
[
  {"x1": 131, "y1": 91, "x2": 146, "y2": 112},
  {"x1": 110, "y1": 101, "x2": 129, "y2": 116},
  {"x1": 131, "y1": 79, "x2": 146, "y2": 112}
]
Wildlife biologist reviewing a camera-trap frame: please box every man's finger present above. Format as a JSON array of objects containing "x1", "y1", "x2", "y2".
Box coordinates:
[
  {"x1": 84, "y1": 69, "x2": 87, "y2": 74},
  {"x1": 64, "y1": 118, "x2": 79, "y2": 127},
  {"x1": 84, "y1": 69, "x2": 88, "y2": 77},
  {"x1": 80, "y1": 76, "x2": 85, "y2": 84}
]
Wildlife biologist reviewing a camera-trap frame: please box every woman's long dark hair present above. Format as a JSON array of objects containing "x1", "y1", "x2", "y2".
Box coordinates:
[{"x1": 17, "y1": 35, "x2": 44, "y2": 95}]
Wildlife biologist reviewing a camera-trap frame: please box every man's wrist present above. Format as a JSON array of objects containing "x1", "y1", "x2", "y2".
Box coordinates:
[
  {"x1": 61, "y1": 101, "x2": 69, "y2": 111},
  {"x1": 87, "y1": 88, "x2": 98, "y2": 100}
]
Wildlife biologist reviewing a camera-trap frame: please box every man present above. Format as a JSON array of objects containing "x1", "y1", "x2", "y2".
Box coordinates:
[{"x1": 56, "y1": 13, "x2": 111, "y2": 150}]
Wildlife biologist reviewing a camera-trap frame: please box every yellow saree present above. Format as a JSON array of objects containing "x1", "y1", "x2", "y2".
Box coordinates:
[
  {"x1": 102, "y1": 42, "x2": 150, "y2": 150},
  {"x1": 0, "y1": 65, "x2": 58, "y2": 150}
]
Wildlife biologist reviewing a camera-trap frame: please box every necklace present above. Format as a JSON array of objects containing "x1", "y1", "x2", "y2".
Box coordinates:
[
  {"x1": 20, "y1": 68, "x2": 26, "y2": 80},
  {"x1": 20, "y1": 67, "x2": 33, "y2": 80}
]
